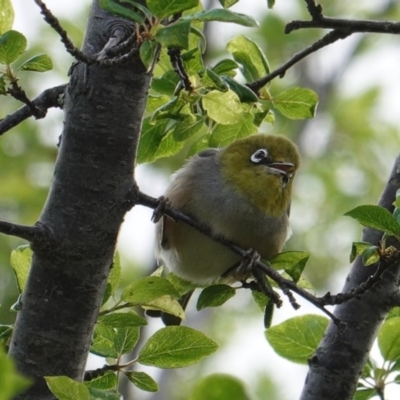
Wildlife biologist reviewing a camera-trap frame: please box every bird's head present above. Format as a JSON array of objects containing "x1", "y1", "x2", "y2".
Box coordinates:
[{"x1": 219, "y1": 134, "x2": 300, "y2": 216}]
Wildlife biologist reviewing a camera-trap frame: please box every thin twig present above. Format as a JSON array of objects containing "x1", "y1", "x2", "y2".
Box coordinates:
[
  {"x1": 33, "y1": 0, "x2": 91, "y2": 63},
  {"x1": 84, "y1": 364, "x2": 119, "y2": 381},
  {"x1": 135, "y1": 191, "x2": 347, "y2": 324},
  {"x1": 247, "y1": 30, "x2": 351, "y2": 93},
  {"x1": 7, "y1": 81, "x2": 46, "y2": 119},
  {"x1": 286, "y1": 17, "x2": 400, "y2": 34},
  {"x1": 0, "y1": 220, "x2": 44, "y2": 243},
  {"x1": 168, "y1": 48, "x2": 193, "y2": 92},
  {"x1": 0, "y1": 84, "x2": 66, "y2": 135},
  {"x1": 304, "y1": 0, "x2": 323, "y2": 19}
]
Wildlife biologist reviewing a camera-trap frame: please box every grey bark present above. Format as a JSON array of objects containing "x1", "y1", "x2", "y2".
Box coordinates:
[
  {"x1": 8, "y1": 2, "x2": 151, "y2": 398},
  {"x1": 300, "y1": 154, "x2": 400, "y2": 400}
]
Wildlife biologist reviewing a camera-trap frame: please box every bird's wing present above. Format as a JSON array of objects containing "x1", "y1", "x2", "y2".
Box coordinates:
[
  {"x1": 159, "y1": 214, "x2": 174, "y2": 250},
  {"x1": 196, "y1": 148, "x2": 219, "y2": 158}
]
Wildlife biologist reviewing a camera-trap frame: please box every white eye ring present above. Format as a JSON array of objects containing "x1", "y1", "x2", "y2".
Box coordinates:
[{"x1": 250, "y1": 148, "x2": 268, "y2": 163}]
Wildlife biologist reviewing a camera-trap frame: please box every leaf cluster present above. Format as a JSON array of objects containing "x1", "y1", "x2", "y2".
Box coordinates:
[
  {"x1": 99, "y1": 0, "x2": 318, "y2": 163},
  {"x1": 0, "y1": 4, "x2": 53, "y2": 95}
]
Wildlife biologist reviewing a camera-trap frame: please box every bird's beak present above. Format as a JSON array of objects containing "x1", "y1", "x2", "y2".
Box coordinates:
[{"x1": 267, "y1": 162, "x2": 295, "y2": 174}]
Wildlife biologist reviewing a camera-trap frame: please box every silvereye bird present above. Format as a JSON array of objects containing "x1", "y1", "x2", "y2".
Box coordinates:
[{"x1": 155, "y1": 134, "x2": 300, "y2": 286}]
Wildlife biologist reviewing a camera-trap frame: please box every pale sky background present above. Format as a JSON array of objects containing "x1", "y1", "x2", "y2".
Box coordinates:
[{"x1": 10, "y1": 1, "x2": 400, "y2": 399}]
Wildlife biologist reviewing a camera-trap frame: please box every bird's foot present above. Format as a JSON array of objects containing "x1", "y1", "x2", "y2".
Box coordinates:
[
  {"x1": 152, "y1": 196, "x2": 170, "y2": 223},
  {"x1": 222, "y1": 249, "x2": 260, "y2": 281}
]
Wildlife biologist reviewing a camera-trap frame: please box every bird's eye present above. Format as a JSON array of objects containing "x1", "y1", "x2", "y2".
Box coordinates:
[{"x1": 250, "y1": 149, "x2": 268, "y2": 163}]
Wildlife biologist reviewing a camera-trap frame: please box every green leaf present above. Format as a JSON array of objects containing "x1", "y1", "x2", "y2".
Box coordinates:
[
  {"x1": 151, "y1": 70, "x2": 180, "y2": 95},
  {"x1": 98, "y1": 0, "x2": 145, "y2": 24},
  {"x1": 142, "y1": 294, "x2": 185, "y2": 319},
  {"x1": 0, "y1": 347, "x2": 31, "y2": 399},
  {"x1": 19, "y1": 54, "x2": 52, "y2": 72},
  {"x1": 108, "y1": 252, "x2": 122, "y2": 296},
  {"x1": 361, "y1": 246, "x2": 380, "y2": 266},
  {"x1": 182, "y1": 9, "x2": 258, "y2": 28},
  {"x1": 10, "y1": 245, "x2": 32, "y2": 293},
  {"x1": 270, "y1": 251, "x2": 310, "y2": 283},
  {"x1": 0, "y1": 0, "x2": 14, "y2": 35},
  {"x1": 120, "y1": 0, "x2": 153, "y2": 19},
  {"x1": 187, "y1": 134, "x2": 210, "y2": 156},
  {"x1": 387, "y1": 306, "x2": 400, "y2": 320},
  {"x1": 84, "y1": 372, "x2": 117, "y2": 390},
  {"x1": 273, "y1": 88, "x2": 318, "y2": 120},
  {"x1": 0, "y1": 30, "x2": 27, "y2": 65},
  {"x1": 137, "y1": 118, "x2": 169, "y2": 164},
  {"x1": 226, "y1": 35, "x2": 269, "y2": 82},
  {"x1": 152, "y1": 129, "x2": 185, "y2": 161},
  {"x1": 221, "y1": 76, "x2": 258, "y2": 102},
  {"x1": 124, "y1": 371, "x2": 158, "y2": 392},
  {"x1": 0, "y1": 74, "x2": 6, "y2": 95},
  {"x1": 91, "y1": 324, "x2": 118, "y2": 358},
  {"x1": 203, "y1": 68, "x2": 229, "y2": 91},
  {"x1": 122, "y1": 276, "x2": 180, "y2": 304},
  {"x1": 139, "y1": 40, "x2": 158, "y2": 71},
  {"x1": 349, "y1": 241, "x2": 374, "y2": 263},
  {"x1": 378, "y1": 317, "x2": 400, "y2": 361},
  {"x1": 147, "y1": 0, "x2": 199, "y2": 19},
  {"x1": 209, "y1": 113, "x2": 258, "y2": 147},
  {"x1": 212, "y1": 59, "x2": 238, "y2": 76},
  {"x1": 196, "y1": 284, "x2": 236, "y2": 310},
  {"x1": 154, "y1": 20, "x2": 191, "y2": 50},
  {"x1": 167, "y1": 272, "x2": 197, "y2": 296},
  {"x1": 265, "y1": 315, "x2": 329, "y2": 364},
  {"x1": 87, "y1": 387, "x2": 121, "y2": 400},
  {"x1": 267, "y1": 0, "x2": 276, "y2": 9},
  {"x1": 45, "y1": 376, "x2": 90, "y2": 400},
  {"x1": 138, "y1": 326, "x2": 218, "y2": 368},
  {"x1": 173, "y1": 116, "x2": 204, "y2": 141},
  {"x1": 98, "y1": 312, "x2": 147, "y2": 327},
  {"x1": 0, "y1": 324, "x2": 13, "y2": 347},
  {"x1": 264, "y1": 300, "x2": 274, "y2": 329},
  {"x1": 252, "y1": 291, "x2": 269, "y2": 312},
  {"x1": 202, "y1": 89, "x2": 242, "y2": 125},
  {"x1": 218, "y1": 0, "x2": 239, "y2": 8},
  {"x1": 345, "y1": 205, "x2": 400, "y2": 236},
  {"x1": 352, "y1": 389, "x2": 377, "y2": 400},
  {"x1": 114, "y1": 327, "x2": 140, "y2": 355},
  {"x1": 190, "y1": 373, "x2": 250, "y2": 400}
]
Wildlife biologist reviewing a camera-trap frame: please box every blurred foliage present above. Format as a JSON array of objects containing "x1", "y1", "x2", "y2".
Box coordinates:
[{"x1": 2, "y1": 0, "x2": 400, "y2": 399}]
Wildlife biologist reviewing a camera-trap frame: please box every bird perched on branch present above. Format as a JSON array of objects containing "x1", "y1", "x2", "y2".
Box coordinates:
[{"x1": 155, "y1": 134, "x2": 300, "y2": 286}]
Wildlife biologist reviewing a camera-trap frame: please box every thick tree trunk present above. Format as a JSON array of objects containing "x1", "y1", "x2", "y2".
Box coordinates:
[
  {"x1": 300, "y1": 154, "x2": 400, "y2": 400},
  {"x1": 8, "y1": 2, "x2": 151, "y2": 398}
]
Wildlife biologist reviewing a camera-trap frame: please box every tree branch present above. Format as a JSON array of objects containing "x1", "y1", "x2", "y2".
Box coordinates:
[
  {"x1": 287, "y1": 17, "x2": 400, "y2": 34},
  {"x1": 0, "y1": 221, "x2": 45, "y2": 243},
  {"x1": 34, "y1": 0, "x2": 90, "y2": 63},
  {"x1": 0, "y1": 84, "x2": 66, "y2": 135},
  {"x1": 300, "y1": 152, "x2": 400, "y2": 400},
  {"x1": 247, "y1": 29, "x2": 351, "y2": 93},
  {"x1": 135, "y1": 190, "x2": 399, "y2": 326}
]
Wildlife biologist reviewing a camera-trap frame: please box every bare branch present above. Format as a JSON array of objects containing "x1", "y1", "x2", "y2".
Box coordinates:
[
  {"x1": 247, "y1": 29, "x2": 351, "y2": 93},
  {"x1": 136, "y1": 191, "x2": 358, "y2": 325},
  {"x1": 7, "y1": 81, "x2": 46, "y2": 119},
  {"x1": 0, "y1": 84, "x2": 66, "y2": 135},
  {"x1": 300, "y1": 152, "x2": 400, "y2": 400},
  {"x1": 287, "y1": 17, "x2": 400, "y2": 34},
  {"x1": 33, "y1": 0, "x2": 91, "y2": 63},
  {"x1": 0, "y1": 220, "x2": 44, "y2": 243},
  {"x1": 304, "y1": 0, "x2": 323, "y2": 20}
]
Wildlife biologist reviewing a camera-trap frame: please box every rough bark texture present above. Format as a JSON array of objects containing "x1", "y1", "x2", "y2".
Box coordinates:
[
  {"x1": 300, "y1": 154, "x2": 400, "y2": 400},
  {"x1": 8, "y1": 2, "x2": 151, "y2": 398}
]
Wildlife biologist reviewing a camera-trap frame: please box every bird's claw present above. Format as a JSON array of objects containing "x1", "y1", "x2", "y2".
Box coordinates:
[{"x1": 152, "y1": 196, "x2": 170, "y2": 223}]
